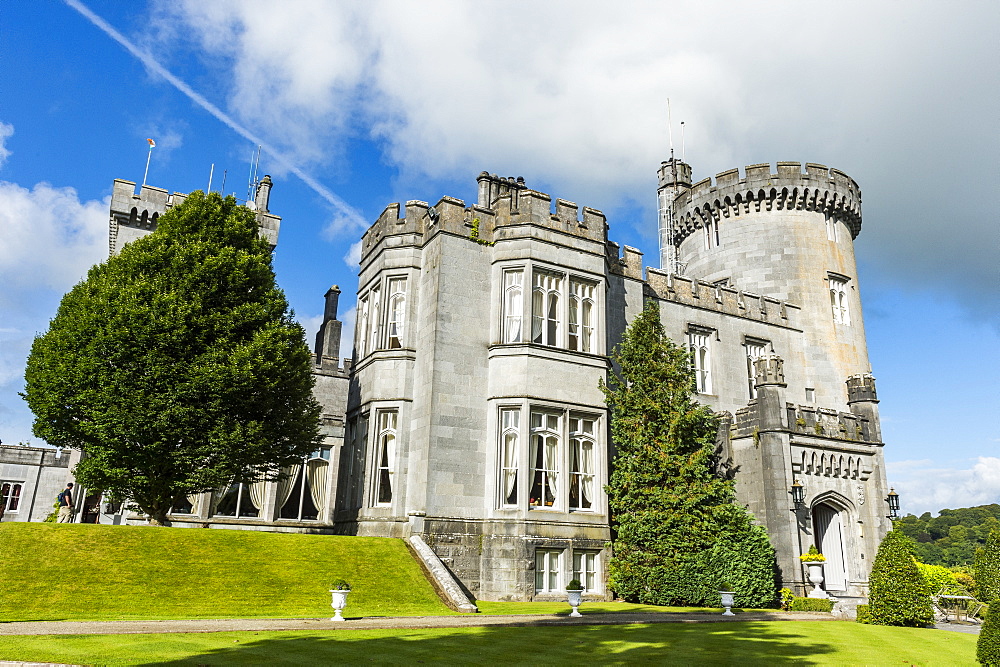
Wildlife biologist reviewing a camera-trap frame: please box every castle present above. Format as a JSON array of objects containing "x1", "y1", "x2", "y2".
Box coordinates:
[{"x1": 3, "y1": 156, "x2": 891, "y2": 605}]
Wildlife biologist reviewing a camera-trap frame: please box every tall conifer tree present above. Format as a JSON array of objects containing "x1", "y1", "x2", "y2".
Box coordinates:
[
  {"x1": 23, "y1": 192, "x2": 321, "y2": 525},
  {"x1": 975, "y1": 529, "x2": 1000, "y2": 603},
  {"x1": 601, "y1": 302, "x2": 776, "y2": 606}
]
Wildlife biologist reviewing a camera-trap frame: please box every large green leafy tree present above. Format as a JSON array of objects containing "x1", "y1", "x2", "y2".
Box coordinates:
[
  {"x1": 23, "y1": 192, "x2": 321, "y2": 525},
  {"x1": 975, "y1": 529, "x2": 1000, "y2": 603},
  {"x1": 600, "y1": 302, "x2": 777, "y2": 607},
  {"x1": 868, "y1": 530, "x2": 935, "y2": 626}
]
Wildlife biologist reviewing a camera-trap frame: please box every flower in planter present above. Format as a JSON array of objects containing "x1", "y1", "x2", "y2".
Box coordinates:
[
  {"x1": 331, "y1": 578, "x2": 351, "y2": 591},
  {"x1": 800, "y1": 545, "x2": 826, "y2": 562}
]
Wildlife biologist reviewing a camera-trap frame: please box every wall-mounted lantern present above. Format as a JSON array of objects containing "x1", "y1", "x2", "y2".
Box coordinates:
[
  {"x1": 885, "y1": 488, "x2": 900, "y2": 519},
  {"x1": 791, "y1": 479, "x2": 805, "y2": 507}
]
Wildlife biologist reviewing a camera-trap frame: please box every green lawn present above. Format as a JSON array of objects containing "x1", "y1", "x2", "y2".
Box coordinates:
[
  {"x1": 476, "y1": 600, "x2": 717, "y2": 615},
  {"x1": 0, "y1": 522, "x2": 453, "y2": 621},
  {"x1": 0, "y1": 622, "x2": 976, "y2": 665}
]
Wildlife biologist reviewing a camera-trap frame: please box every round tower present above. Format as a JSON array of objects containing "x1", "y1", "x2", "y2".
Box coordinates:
[{"x1": 665, "y1": 161, "x2": 868, "y2": 410}]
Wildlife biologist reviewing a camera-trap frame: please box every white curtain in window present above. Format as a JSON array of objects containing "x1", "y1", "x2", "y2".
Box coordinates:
[
  {"x1": 307, "y1": 459, "x2": 329, "y2": 514},
  {"x1": 531, "y1": 289, "x2": 543, "y2": 342},
  {"x1": 248, "y1": 481, "x2": 267, "y2": 510},
  {"x1": 186, "y1": 493, "x2": 202, "y2": 515},
  {"x1": 544, "y1": 435, "x2": 558, "y2": 497},
  {"x1": 503, "y1": 431, "x2": 518, "y2": 501},
  {"x1": 370, "y1": 286, "x2": 382, "y2": 350},
  {"x1": 276, "y1": 465, "x2": 300, "y2": 510},
  {"x1": 580, "y1": 440, "x2": 593, "y2": 504}
]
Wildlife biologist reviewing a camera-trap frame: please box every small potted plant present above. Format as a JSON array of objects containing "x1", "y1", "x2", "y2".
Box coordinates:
[
  {"x1": 799, "y1": 545, "x2": 828, "y2": 598},
  {"x1": 566, "y1": 578, "x2": 585, "y2": 618},
  {"x1": 718, "y1": 581, "x2": 736, "y2": 616},
  {"x1": 329, "y1": 578, "x2": 352, "y2": 621}
]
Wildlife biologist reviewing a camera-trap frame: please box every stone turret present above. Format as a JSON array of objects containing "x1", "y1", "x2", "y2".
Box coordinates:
[
  {"x1": 254, "y1": 175, "x2": 273, "y2": 213},
  {"x1": 665, "y1": 161, "x2": 869, "y2": 411},
  {"x1": 846, "y1": 373, "x2": 881, "y2": 442}
]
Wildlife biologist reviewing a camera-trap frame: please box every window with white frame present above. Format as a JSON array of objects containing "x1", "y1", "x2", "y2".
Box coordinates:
[
  {"x1": 499, "y1": 408, "x2": 520, "y2": 506},
  {"x1": 568, "y1": 280, "x2": 595, "y2": 353},
  {"x1": 369, "y1": 284, "x2": 382, "y2": 351},
  {"x1": 569, "y1": 417, "x2": 595, "y2": 511},
  {"x1": 572, "y1": 551, "x2": 599, "y2": 592},
  {"x1": 343, "y1": 414, "x2": 368, "y2": 510},
  {"x1": 386, "y1": 278, "x2": 406, "y2": 349},
  {"x1": 212, "y1": 482, "x2": 261, "y2": 518},
  {"x1": 829, "y1": 277, "x2": 850, "y2": 325},
  {"x1": 532, "y1": 273, "x2": 562, "y2": 346},
  {"x1": 535, "y1": 549, "x2": 562, "y2": 592},
  {"x1": 280, "y1": 446, "x2": 332, "y2": 521},
  {"x1": 529, "y1": 412, "x2": 560, "y2": 508},
  {"x1": 356, "y1": 293, "x2": 370, "y2": 358},
  {"x1": 503, "y1": 269, "x2": 524, "y2": 343},
  {"x1": 688, "y1": 330, "x2": 713, "y2": 394},
  {"x1": 374, "y1": 410, "x2": 397, "y2": 505},
  {"x1": 1, "y1": 482, "x2": 23, "y2": 513},
  {"x1": 745, "y1": 339, "x2": 768, "y2": 399}
]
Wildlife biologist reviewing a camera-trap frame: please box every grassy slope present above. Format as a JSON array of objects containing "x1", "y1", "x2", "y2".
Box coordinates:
[
  {"x1": 0, "y1": 622, "x2": 976, "y2": 665},
  {"x1": 0, "y1": 523, "x2": 453, "y2": 621}
]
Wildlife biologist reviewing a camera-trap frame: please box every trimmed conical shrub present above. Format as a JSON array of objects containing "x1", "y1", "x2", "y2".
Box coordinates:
[
  {"x1": 868, "y1": 530, "x2": 934, "y2": 627},
  {"x1": 975, "y1": 529, "x2": 1000, "y2": 603},
  {"x1": 978, "y1": 601, "x2": 999, "y2": 666}
]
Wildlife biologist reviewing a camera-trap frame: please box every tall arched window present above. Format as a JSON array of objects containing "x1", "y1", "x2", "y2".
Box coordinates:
[
  {"x1": 529, "y1": 412, "x2": 560, "y2": 507},
  {"x1": 386, "y1": 278, "x2": 406, "y2": 349},
  {"x1": 503, "y1": 270, "x2": 523, "y2": 343},
  {"x1": 688, "y1": 330, "x2": 712, "y2": 394},
  {"x1": 532, "y1": 273, "x2": 562, "y2": 346},
  {"x1": 374, "y1": 410, "x2": 397, "y2": 505},
  {"x1": 569, "y1": 280, "x2": 596, "y2": 352},
  {"x1": 499, "y1": 408, "x2": 519, "y2": 506}
]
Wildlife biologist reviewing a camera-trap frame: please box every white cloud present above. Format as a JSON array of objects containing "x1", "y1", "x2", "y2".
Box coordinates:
[
  {"x1": 0, "y1": 181, "x2": 108, "y2": 444},
  {"x1": 161, "y1": 1, "x2": 999, "y2": 324},
  {"x1": 888, "y1": 457, "x2": 1000, "y2": 517},
  {"x1": 0, "y1": 121, "x2": 13, "y2": 169}
]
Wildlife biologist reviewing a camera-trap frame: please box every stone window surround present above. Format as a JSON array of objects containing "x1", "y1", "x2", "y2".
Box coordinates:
[
  {"x1": 355, "y1": 272, "x2": 411, "y2": 358},
  {"x1": 492, "y1": 401, "x2": 603, "y2": 514},
  {"x1": 827, "y1": 272, "x2": 851, "y2": 326},
  {"x1": 572, "y1": 549, "x2": 601, "y2": 593},
  {"x1": 1, "y1": 481, "x2": 23, "y2": 513},
  {"x1": 686, "y1": 324, "x2": 717, "y2": 395},
  {"x1": 495, "y1": 262, "x2": 603, "y2": 355}
]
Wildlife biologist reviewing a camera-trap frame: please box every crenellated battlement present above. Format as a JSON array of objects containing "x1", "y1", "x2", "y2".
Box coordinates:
[
  {"x1": 643, "y1": 266, "x2": 799, "y2": 326},
  {"x1": 732, "y1": 400, "x2": 876, "y2": 444},
  {"x1": 359, "y1": 174, "x2": 608, "y2": 264},
  {"x1": 109, "y1": 179, "x2": 280, "y2": 255},
  {"x1": 670, "y1": 162, "x2": 863, "y2": 244}
]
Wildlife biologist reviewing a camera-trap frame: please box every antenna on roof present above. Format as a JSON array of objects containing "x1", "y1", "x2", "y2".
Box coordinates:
[
  {"x1": 667, "y1": 98, "x2": 674, "y2": 152},
  {"x1": 681, "y1": 121, "x2": 686, "y2": 161},
  {"x1": 221, "y1": 169, "x2": 227, "y2": 197},
  {"x1": 246, "y1": 145, "x2": 262, "y2": 204},
  {"x1": 207, "y1": 163, "x2": 215, "y2": 193}
]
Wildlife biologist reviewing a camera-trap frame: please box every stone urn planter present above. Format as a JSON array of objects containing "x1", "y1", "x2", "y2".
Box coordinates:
[
  {"x1": 329, "y1": 579, "x2": 352, "y2": 621},
  {"x1": 719, "y1": 591, "x2": 736, "y2": 616},
  {"x1": 566, "y1": 579, "x2": 585, "y2": 618},
  {"x1": 805, "y1": 562, "x2": 828, "y2": 599}
]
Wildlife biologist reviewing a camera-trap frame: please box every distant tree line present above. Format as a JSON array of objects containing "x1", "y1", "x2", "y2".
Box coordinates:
[{"x1": 894, "y1": 504, "x2": 1000, "y2": 566}]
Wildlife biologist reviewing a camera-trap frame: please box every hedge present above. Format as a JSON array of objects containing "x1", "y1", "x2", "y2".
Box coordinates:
[{"x1": 789, "y1": 597, "x2": 834, "y2": 612}]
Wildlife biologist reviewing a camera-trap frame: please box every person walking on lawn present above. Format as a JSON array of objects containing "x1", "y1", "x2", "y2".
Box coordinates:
[{"x1": 57, "y1": 482, "x2": 74, "y2": 523}]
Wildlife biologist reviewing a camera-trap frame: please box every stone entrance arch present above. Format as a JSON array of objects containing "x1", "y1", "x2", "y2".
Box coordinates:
[{"x1": 812, "y1": 498, "x2": 850, "y2": 592}]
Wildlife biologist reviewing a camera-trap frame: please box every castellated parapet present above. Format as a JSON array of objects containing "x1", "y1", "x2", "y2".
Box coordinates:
[
  {"x1": 109, "y1": 178, "x2": 281, "y2": 255},
  {"x1": 359, "y1": 181, "x2": 607, "y2": 263},
  {"x1": 671, "y1": 161, "x2": 862, "y2": 245}
]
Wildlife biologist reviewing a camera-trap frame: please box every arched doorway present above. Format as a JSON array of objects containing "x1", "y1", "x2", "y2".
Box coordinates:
[{"x1": 812, "y1": 502, "x2": 849, "y2": 592}]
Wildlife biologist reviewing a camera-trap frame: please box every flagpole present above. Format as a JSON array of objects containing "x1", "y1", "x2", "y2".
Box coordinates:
[{"x1": 142, "y1": 139, "x2": 155, "y2": 187}]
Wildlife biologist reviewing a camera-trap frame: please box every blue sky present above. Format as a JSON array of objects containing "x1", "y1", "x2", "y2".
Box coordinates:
[{"x1": 0, "y1": 1, "x2": 996, "y2": 516}]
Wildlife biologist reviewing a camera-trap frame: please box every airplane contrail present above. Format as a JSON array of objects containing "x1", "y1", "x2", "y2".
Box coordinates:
[{"x1": 64, "y1": 0, "x2": 367, "y2": 230}]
